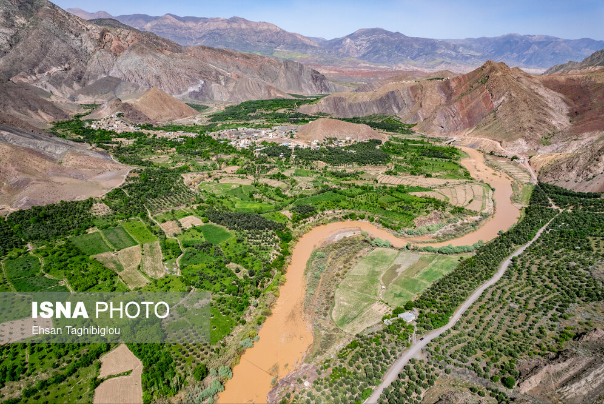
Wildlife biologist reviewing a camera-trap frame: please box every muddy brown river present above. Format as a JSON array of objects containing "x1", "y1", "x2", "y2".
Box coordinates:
[{"x1": 218, "y1": 146, "x2": 520, "y2": 403}]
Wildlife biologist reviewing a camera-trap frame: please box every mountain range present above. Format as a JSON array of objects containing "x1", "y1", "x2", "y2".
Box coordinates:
[
  {"x1": 0, "y1": 0, "x2": 339, "y2": 129},
  {"x1": 1, "y1": 0, "x2": 604, "y2": 195},
  {"x1": 67, "y1": 9, "x2": 604, "y2": 72},
  {"x1": 300, "y1": 59, "x2": 604, "y2": 191}
]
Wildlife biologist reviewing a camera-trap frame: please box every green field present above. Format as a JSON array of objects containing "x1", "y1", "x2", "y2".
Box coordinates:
[
  {"x1": 102, "y1": 226, "x2": 137, "y2": 250},
  {"x1": 416, "y1": 255, "x2": 459, "y2": 282},
  {"x1": 234, "y1": 201, "x2": 274, "y2": 213},
  {"x1": 348, "y1": 248, "x2": 399, "y2": 276},
  {"x1": 12, "y1": 275, "x2": 60, "y2": 292},
  {"x1": 385, "y1": 254, "x2": 461, "y2": 306},
  {"x1": 333, "y1": 248, "x2": 461, "y2": 333},
  {"x1": 4, "y1": 254, "x2": 41, "y2": 279},
  {"x1": 293, "y1": 168, "x2": 314, "y2": 177},
  {"x1": 71, "y1": 232, "x2": 112, "y2": 255},
  {"x1": 178, "y1": 227, "x2": 205, "y2": 247},
  {"x1": 198, "y1": 224, "x2": 233, "y2": 245},
  {"x1": 121, "y1": 219, "x2": 157, "y2": 244},
  {"x1": 262, "y1": 211, "x2": 289, "y2": 223},
  {"x1": 332, "y1": 290, "x2": 376, "y2": 329},
  {"x1": 210, "y1": 307, "x2": 237, "y2": 344}
]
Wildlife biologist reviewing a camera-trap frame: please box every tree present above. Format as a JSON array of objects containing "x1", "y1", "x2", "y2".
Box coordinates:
[
  {"x1": 502, "y1": 376, "x2": 516, "y2": 389},
  {"x1": 193, "y1": 364, "x2": 208, "y2": 381}
]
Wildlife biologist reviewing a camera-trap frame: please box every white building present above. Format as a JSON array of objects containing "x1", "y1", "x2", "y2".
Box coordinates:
[{"x1": 398, "y1": 312, "x2": 416, "y2": 323}]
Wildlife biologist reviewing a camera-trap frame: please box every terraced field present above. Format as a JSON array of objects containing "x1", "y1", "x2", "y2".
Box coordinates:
[
  {"x1": 486, "y1": 157, "x2": 532, "y2": 183},
  {"x1": 376, "y1": 174, "x2": 466, "y2": 187},
  {"x1": 411, "y1": 183, "x2": 493, "y2": 213}
]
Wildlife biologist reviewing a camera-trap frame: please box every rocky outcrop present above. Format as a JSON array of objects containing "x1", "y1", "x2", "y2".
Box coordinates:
[
  {"x1": 434, "y1": 391, "x2": 489, "y2": 404},
  {"x1": 125, "y1": 88, "x2": 197, "y2": 122},
  {"x1": 536, "y1": 138, "x2": 604, "y2": 193},
  {"x1": 517, "y1": 332, "x2": 604, "y2": 404}
]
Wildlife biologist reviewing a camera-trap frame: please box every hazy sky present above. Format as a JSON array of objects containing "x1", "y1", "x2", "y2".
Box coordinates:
[{"x1": 54, "y1": 0, "x2": 604, "y2": 40}]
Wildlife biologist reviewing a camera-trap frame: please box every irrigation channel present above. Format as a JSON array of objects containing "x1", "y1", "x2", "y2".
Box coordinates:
[{"x1": 218, "y1": 147, "x2": 522, "y2": 403}]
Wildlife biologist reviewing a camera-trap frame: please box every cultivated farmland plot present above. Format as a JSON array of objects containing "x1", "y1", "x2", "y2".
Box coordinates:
[
  {"x1": 159, "y1": 220, "x2": 182, "y2": 236},
  {"x1": 377, "y1": 174, "x2": 466, "y2": 188},
  {"x1": 121, "y1": 220, "x2": 157, "y2": 244},
  {"x1": 93, "y1": 252, "x2": 124, "y2": 272},
  {"x1": 411, "y1": 183, "x2": 493, "y2": 213},
  {"x1": 117, "y1": 245, "x2": 141, "y2": 272},
  {"x1": 487, "y1": 157, "x2": 532, "y2": 183},
  {"x1": 102, "y1": 226, "x2": 137, "y2": 250},
  {"x1": 179, "y1": 215, "x2": 203, "y2": 229},
  {"x1": 94, "y1": 344, "x2": 143, "y2": 404},
  {"x1": 141, "y1": 241, "x2": 165, "y2": 278},
  {"x1": 119, "y1": 268, "x2": 149, "y2": 289},
  {"x1": 71, "y1": 232, "x2": 112, "y2": 255},
  {"x1": 333, "y1": 249, "x2": 462, "y2": 334}
]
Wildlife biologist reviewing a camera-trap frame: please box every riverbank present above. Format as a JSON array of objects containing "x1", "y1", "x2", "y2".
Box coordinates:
[{"x1": 218, "y1": 146, "x2": 520, "y2": 403}]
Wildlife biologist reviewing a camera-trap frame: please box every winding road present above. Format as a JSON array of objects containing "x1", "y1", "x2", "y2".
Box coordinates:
[{"x1": 364, "y1": 213, "x2": 559, "y2": 403}]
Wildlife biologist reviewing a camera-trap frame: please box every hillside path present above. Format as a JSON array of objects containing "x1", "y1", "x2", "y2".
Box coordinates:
[{"x1": 365, "y1": 213, "x2": 559, "y2": 403}]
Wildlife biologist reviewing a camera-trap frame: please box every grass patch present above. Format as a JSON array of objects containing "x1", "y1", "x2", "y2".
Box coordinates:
[
  {"x1": 234, "y1": 201, "x2": 274, "y2": 213},
  {"x1": 198, "y1": 224, "x2": 233, "y2": 245},
  {"x1": 395, "y1": 277, "x2": 429, "y2": 294},
  {"x1": 102, "y1": 226, "x2": 137, "y2": 250},
  {"x1": 178, "y1": 227, "x2": 205, "y2": 248},
  {"x1": 262, "y1": 211, "x2": 289, "y2": 223},
  {"x1": 12, "y1": 276, "x2": 60, "y2": 292},
  {"x1": 332, "y1": 290, "x2": 376, "y2": 330},
  {"x1": 416, "y1": 255, "x2": 459, "y2": 282},
  {"x1": 4, "y1": 254, "x2": 41, "y2": 279},
  {"x1": 71, "y1": 232, "x2": 112, "y2": 255},
  {"x1": 348, "y1": 248, "x2": 399, "y2": 277},
  {"x1": 211, "y1": 307, "x2": 237, "y2": 344},
  {"x1": 122, "y1": 220, "x2": 157, "y2": 244},
  {"x1": 294, "y1": 168, "x2": 314, "y2": 177}
]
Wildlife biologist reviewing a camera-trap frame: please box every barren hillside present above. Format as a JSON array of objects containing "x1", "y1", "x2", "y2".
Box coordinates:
[
  {"x1": 0, "y1": 0, "x2": 340, "y2": 128},
  {"x1": 0, "y1": 125, "x2": 130, "y2": 212},
  {"x1": 296, "y1": 118, "x2": 386, "y2": 143}
]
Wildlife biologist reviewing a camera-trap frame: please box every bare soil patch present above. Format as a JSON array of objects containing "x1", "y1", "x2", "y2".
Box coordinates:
[
  {"x1": 179, "y1": 215, "x2": 203, "y2": 229},
  {"x1": 117, "y1": 246, "x2": 141, "y2": 271},
  {"x1": 141, "y1": 241, "x2": 165, "y2": 278},
  {"x1": 159, "y1": 220, "x2": 181, "y2": 236},
  {"x1": 94, "y1": 344, "x2": 143, "y2": 404}
]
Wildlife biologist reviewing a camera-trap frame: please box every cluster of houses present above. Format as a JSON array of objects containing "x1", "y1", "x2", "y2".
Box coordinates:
[
  {"x1": 86, "y1": 116, "x2": 139, "y2": 134},
  {"x1": 207, "y1": 126, "x2": 301, "y2": 149}
]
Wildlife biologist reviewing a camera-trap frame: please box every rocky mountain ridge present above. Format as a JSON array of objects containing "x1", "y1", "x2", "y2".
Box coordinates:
[
  {"x1": 68, "y1": 9, "x2": 604, "y2": 72},
  {"x1": 545, "y1": 48, "x2": 604, "y2": 74},
  {"x1": 299, "y1": 57, "x2": 604, "y2": 192},
  {"x1": 0, "y1": 0, "x2": 340, "y2": 129}
]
